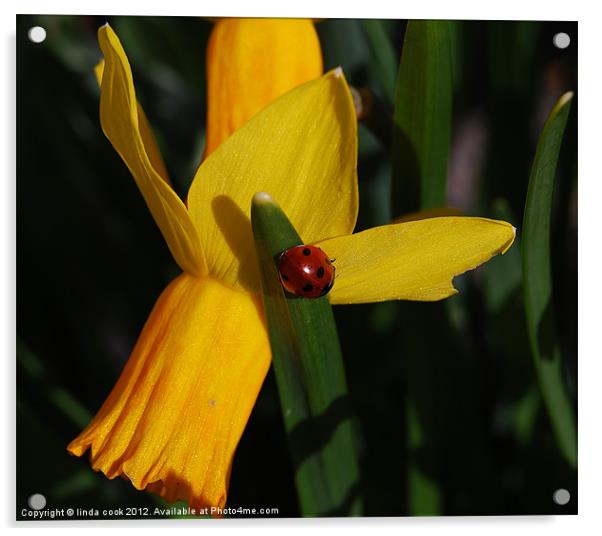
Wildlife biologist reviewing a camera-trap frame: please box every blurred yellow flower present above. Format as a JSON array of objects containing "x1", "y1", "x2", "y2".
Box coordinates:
[
  {"x1": 68, "y1": 20, "x2": 514, "y2": 510},
  {"x1": 204, "y1": 18, "x2": 323, "y2": 156}
]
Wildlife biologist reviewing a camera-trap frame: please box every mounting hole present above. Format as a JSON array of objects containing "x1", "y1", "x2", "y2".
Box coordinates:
[
  {"x1": 552, "y1": 32, "x2": 570, "y2": 49},
  {"x1": 28, "y1": 493, "x2": 47, "y2": 510},
  {"x1": 553, "y1": 488, "x2": 570, "y2": 505},
  {"x1": 28, "y1": 26, "x2": 47, "y2": 43}
]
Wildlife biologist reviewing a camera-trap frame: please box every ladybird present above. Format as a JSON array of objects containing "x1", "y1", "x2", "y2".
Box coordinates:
[{"x1": 277, "y1": 245, "x2": 336, "y2": 298}]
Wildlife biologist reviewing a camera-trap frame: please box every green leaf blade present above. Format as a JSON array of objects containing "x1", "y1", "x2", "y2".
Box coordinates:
[
  {"x1": 361, "y1": 19, "x2": 398, "y2": 103},
  {"x1": 392, "y1": 20, "x2": 453, "y2": 213},
  {"x1": 522, "y1": 91, "x2": 577, "y2": 468},
  {"x1": 251, "y1": 193, "x2": 362, "y2": 516}
]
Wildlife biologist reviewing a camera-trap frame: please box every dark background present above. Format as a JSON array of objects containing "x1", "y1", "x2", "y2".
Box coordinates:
[{"x1": 17, "y1": 15, "x2": 577, "y2": 517}]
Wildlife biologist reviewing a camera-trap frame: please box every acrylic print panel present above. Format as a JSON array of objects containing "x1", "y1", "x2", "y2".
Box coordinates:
[{"x1": 16, "y1": 15, "x2": 577, "y2": 519}]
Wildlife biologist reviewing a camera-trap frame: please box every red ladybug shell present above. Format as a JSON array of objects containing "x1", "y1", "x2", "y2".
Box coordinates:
[{"x1": 277, "y1": 245, "x2": 335, "y2": 298}]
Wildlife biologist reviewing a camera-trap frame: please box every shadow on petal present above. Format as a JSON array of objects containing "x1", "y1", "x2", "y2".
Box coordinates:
[{"x1": 211, "y1": 195, "x2": 261, "y2": 292}]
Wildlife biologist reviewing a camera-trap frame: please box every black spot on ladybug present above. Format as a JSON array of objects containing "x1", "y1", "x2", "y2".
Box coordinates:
[
  {"x1": 302, "y1": 284, "x2": 314, "y2": 293},
  {"x1": 320, "y1": 281, "x2": 334, "y2": 296},
  {"x1": 316, "y1": 266, "x2": 325, "y2": 278},
  {"x1": 302, "y1": 248, "x2": 311, "y2": 256},
  {"x1": 282, "y1": 274, "x2": 289, "y2": 281}
]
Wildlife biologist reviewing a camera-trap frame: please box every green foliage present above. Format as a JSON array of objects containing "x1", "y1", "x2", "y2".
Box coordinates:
[
  {"x1": 522, "y1": 92, "x2": 577, "y2": 467},
  {"x1": 392, "y1": 20, "x2": 453, "y2": 213},
  {"x1": 361, "y1": 19, "x2": 398, "y2": 102},
  {"x1": 251, "y1": 194, "x2": 361, "y2": 516}
]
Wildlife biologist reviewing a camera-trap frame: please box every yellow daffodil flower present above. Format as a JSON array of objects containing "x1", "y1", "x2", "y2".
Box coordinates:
[
  {"x1": 204, "y1": 17, "x2": 322, "y2": 156},
  {"x1": 68, "y1": 20, "x2": 515, "y2": 511}
]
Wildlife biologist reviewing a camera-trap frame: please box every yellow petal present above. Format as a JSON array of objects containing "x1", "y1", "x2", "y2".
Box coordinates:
[
  {"x1": 318, "y1": 217, "x2": 516, "y2": 304},
  {"x1": 95, "y1": 59, "x2": 171, "y2": 185},
  {"x1": 67, "y1": 274, "x2": 271, "y2": 510},
  {"x1": 188, "y1": 69, "x2": 359, "y2": 293},
  {"x1": 97, "y1": 25, "x2": 206, "y2": 276},
  {"x1": 204, "y1": 18, "x2": 323, "y2": 157}
]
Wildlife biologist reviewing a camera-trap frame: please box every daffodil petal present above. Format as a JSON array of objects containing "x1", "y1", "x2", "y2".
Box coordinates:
[
  {"x1": 318, "y1": 217, "x2": 516, "y2": 304},
  {"x1": 67, "y1": 274, "x2": 271, "y2": 510},
  {"x1": 95, "y1": 59, "x2": 171, "y2": 185},
  {"x1": 97, "y1": 25, "x2": 205, "y2": 276},
  {"x1": 204, "y1": 18, "x2": 323, "y2": 157},
  {"x1": 188, "y1": 69, "x2": 359, "y2": 292}
]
